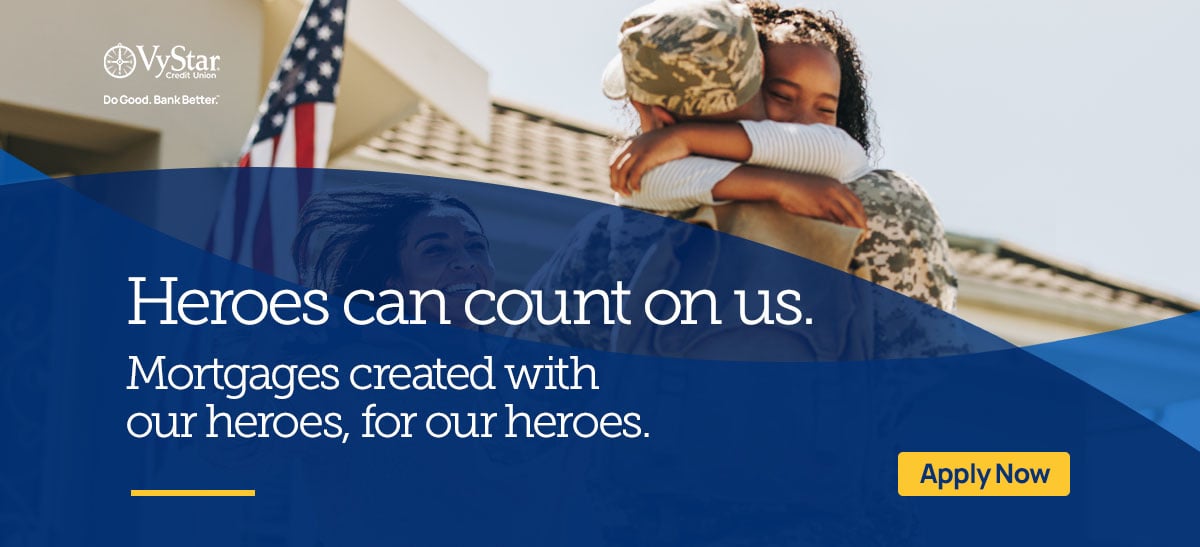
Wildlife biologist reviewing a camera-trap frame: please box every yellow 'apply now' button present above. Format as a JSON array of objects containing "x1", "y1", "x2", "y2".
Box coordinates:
[{"x1": 898, "y1": 452, "x2": 1070, "y2": 496}]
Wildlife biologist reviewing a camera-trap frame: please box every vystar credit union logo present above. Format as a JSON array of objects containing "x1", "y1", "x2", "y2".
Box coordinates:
[
  {"x1": 103, "y1": 42, "x2": 221, "y2": 80},
  {"x1": 103, "y1": 44, "x2": 136, "y2": 79}
]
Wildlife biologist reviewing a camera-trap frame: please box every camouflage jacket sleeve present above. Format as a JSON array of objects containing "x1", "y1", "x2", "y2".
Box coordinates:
[{"x1": 846, "y1": 169, "x2": 958, "y2": 312}]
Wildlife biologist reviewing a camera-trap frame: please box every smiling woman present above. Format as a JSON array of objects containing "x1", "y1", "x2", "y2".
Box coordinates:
[{"x1": 292, "y1": 189, "x2": 496, "y2": 329}]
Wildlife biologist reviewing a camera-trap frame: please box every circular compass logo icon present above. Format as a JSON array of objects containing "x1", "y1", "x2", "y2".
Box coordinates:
[{"x1": 103, "y1": 43, "x2": 136, "y2": 79}]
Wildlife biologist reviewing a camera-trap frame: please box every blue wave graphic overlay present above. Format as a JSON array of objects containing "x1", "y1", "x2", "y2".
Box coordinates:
[{"x1": 0, "y1": 169, "x2": 1197, "y2": 545}]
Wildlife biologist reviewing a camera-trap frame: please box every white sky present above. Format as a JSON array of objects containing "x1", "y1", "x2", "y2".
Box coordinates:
[{"x1": 404, "y1": 0, "x2": 1200, "y2": 301}]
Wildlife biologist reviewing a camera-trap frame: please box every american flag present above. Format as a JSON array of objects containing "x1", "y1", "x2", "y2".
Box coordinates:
[{"x1": 208, "y1": 0, "x2": 347, "y2": 281}]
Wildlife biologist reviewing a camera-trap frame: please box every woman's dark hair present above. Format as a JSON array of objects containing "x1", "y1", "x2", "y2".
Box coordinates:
[
  {"x1": 744, "y1": 0, "x2": 877, "y2": 156},
  {"x1": 292, "y1": 189, "x2": 485, "y2": 296}
]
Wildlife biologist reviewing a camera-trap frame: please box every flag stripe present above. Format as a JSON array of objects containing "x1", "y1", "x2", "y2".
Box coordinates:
[
  {"x1": 295, "y1": 103, "x2": 315, "y2": 168},
  {"x1": 314, "y1": 102, "x2": 336, "y2": 169}
]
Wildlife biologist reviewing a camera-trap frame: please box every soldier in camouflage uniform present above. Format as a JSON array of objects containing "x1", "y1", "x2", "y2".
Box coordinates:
[
  {"x1": 605, "y1": 0, "x2": 959, "y2": 314},
  {"x1": 514, "y1": 0, "x2": 957, "y2": 349}
]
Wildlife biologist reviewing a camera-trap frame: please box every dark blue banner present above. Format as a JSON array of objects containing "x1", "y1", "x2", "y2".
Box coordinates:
[{"x1": 2, "y1": 169, "x2": 1198, "y2": 546}]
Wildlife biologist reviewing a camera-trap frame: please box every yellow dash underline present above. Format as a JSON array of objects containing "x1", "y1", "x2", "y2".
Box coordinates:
[{"x1": 130, "y1": 489, "x2": 255, "y2": 497}]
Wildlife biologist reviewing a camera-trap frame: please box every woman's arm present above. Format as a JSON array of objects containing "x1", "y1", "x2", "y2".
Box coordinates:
[
  {"x1": 712, "y1": 166, "x2": 867, "y2": 229},
  {"x1": 739, "y1": 121, "x2": 870, "y2": 181},
  {"x1": 612, "y1": 156, "x2": 740, "y2": 210},
  {"x1": 614, "y1": 158, "x2": 866, "y2": 229},
  {"x1": 610, "y1": 121, "x2": 869, "y2": 195}
]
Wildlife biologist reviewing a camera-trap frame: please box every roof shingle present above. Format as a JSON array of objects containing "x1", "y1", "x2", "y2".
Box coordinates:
[{"x1": 361, "y1": 100, "x2": 617, "y2": 201}]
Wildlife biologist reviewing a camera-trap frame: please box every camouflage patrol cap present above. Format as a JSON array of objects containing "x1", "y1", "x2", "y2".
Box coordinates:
[{"x1": 601, "y1": 0, "x2": 763, "y2": 117}]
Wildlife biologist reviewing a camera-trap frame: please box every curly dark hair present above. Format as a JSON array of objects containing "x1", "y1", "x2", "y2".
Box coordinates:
[
  {"x1": 292, "y1": 189, "x2": 486, "y2": 296},
  {"x1": 744, "y1": 1, "x2": 877, "y2": 156}
]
